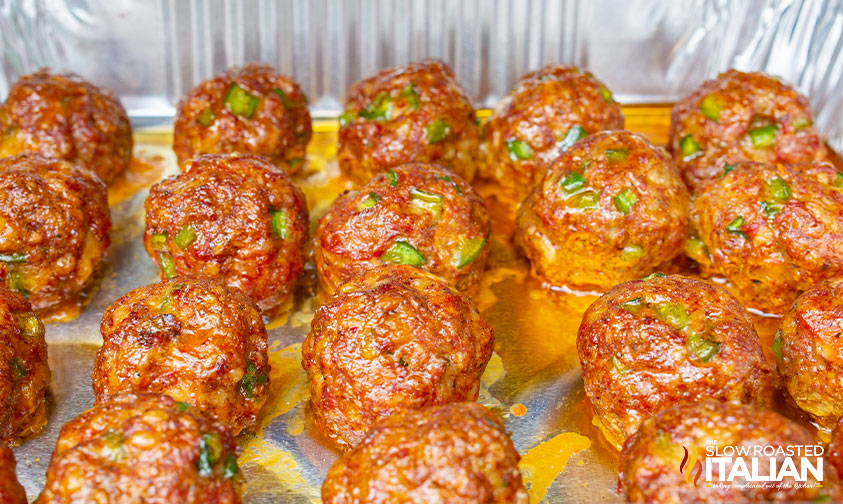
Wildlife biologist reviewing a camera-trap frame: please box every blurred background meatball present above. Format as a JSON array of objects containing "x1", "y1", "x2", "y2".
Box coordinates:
[
  {"x1": 302, "y1": 265, "x2": 494, "y2": 447},
  {"x1": 828, "y1": 417, "x2": 843, "y2": 481},
  {"x1": 0, "y1": 445, "x2": 26, "y2": 504},
  {"x1": 37, "y1": 393, "x2": 240, "y2": 504},
  {"x1": 669, "y1": 70, "x2": 828, "y2": 192},
  {"x1": 516, "y1": 131, "x2": 689, "y2": 291},
  {"x1": 620, "y1": 401, "x2": 840, "y2": 503},
  {"x1": 688, "y1": 161, "x2": 843, "y2": 314},
  {"x1": 173, "y1": 63, "x2": 311, "y2": 174},
  {"x1": 93, "y1": 277, "x2": 269, "y2": 435},
  {"x1": 0, "y1": 154, "x2": 110, "y2": 312},
  {"x1": 776, "y1": 278, "x2": 843, "y2": 429},
  {"x1": 577, "y1": 274, "x2": 776, "y2": 447},
  {"x1": 0, "y1": 287, "x2": 49, "y2": 444},
  {"x1": 322, "y1": 402, "x2": 527, "y2": 504},
  {"x1": 481, "y1": 64, "x2": 624, "y2": 202},
  {"x1": 338, "y1": 59, "x2": 480, "y2": 184},
  {"x1": 144, "y1": 154, "x2": 308, "y2": 312},
  {"x1": 315, "y1": 163, "x2": 490, "y2": 296},
  {"x1": 0, "y1": 69, "x2": 132, "y2": 184}
]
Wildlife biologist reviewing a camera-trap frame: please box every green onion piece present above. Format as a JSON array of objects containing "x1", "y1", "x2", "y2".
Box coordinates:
[
  {"x1": 506, "y1": 139, "x2": 535, "y2": 161},
  {"x1": 17, "y1": 314, "x2": 43, "y2": 340},
  {"x1": 759, "y1": 200, "x2": 780, "y2": 218},
  {"x1": 0, "y1": 253, "x2": 26, "y2": 263},
  {"x1": 580, "y1": 159, "x2": 593, "y2": 171},
  {"x1": 599, "y1": 86, "x2": 613, "y2": 103},
  {"x1": 680, "y1": 134, "x2": 702, "y2": 161},
  {"x1": 176, "y1": 401, "x2": 190, "y2": 412},
  {"x1": 560, "y1": 172, "x2": 585, "y2": 193},
  {"x1": 726, "y1": 216, "x2": 746, "y2": 237},
  {"x1": 357, "y1": 192, "x2": 380, "y2": 211},
  {"x1": 748, "y1": 124, "x2": 778, "y2": 148},
  {"x1": 151, "y1": 232, "x2": 167, "y2": 251},
  {"x1": 197, "y1": 433, "x2": 223, "y2": 477},
  {"x1": 612, "y1": 188, "x2": 638, "y2": 214},
  {"x1": 767, "y1": 176, "x2": 791, "y2": 202},
  {"x1": 223, "y1": 83, "x2": 260, "y2": 119},
  {"x1": 158, "y1": 295, "x2": 172, "y2": 312},
  {"x1": 174, "y1": 225, "x2": 197, "y2": 250},
  {"x1": 339, "y1": 111, "x2": 355, "y2": 127},
  {"x1": 6, "y1": 271, "x2": 27, "y2": 298},
  {"x1": 453, "y1": 237, "x2": 486, "y2": 268},
  {"x1": 558, "y1": 124, "x2": 588, "y2": 152},
  {"x1": 611, "y1": 355, "x2": 629, "y2": 375},
  {"x1": 438, "y1": 175, "x2": 463, "y2": 195},
  {"x1": 792, "y1": 116, "x2": 812, "y2": 131},
  {"x1": 197, "y1": 108, "x2": 215, "y2": 127},
  {"x1": 287, "y1": 157, "x2": 304, "y2": 168},
  {"x1": 835, "y1": 172, "x2": 843, "y2": 188},
  {"x1": 270, "y1": 210, "x2": 289, "y2": 239},
  {"x1": 410, "y1": 188, "x2": 443, "y2": 216},
  {"x1": 700, "y1": 94, "x2": 723, "y2": 122},
  {"x1": 723, "y1": 163, "x2": 736, "y2": 174},
  {"x1": 9, "y1": 357, "x2": 26, "y2": 379},
  {"x1": 686, "y1": 236, "x2": 709, "y2": 259},
  {"x1": 572, "y1": 190, "x2": 600, "y2": 209},
  {"x1": 772, "y1": 332, "x2": 783, "y2": 361},
  {"x1": 605, "y1": 148, "x2": 629, "y2": 161},
  {"x1": 223, "y1": 454, "x2": 239, "y2": 479},
  {"x1": 388, "y1": 170, "x2": 399, "y2": 187},
  {"x1": 642, "y1": 272, "x2": 665, "y2": 281},
  {"x1": 687, "y1": 333, "x2": 720, "y2": 362},
  {"x1": 401, "y1": 83, "x2": 419, "y2": 110},
  {"x1": 653, "y1": 302, "x2": 689, "y2": 330},
  {"x1": 426, "y1": 119, "x2": 451, "y2": 144},
  {"x1": 381, "y1": 241, "x2": 426, "y2": 267},
  {"x1": 360, "y1": 92, "x2": 393, "y2": 120},
  {"x1": 271, "y1": 88, "x2": 291, "y2": 109},
  {"x1": 620, "y1": 297, "x2": 643, "y2": 314},
  {"x1": 159, "y1": 253, "x2": 176, "y2": 279},
  {"x1": 621, "y1": 244, "x2": 644, "y2": 260}
]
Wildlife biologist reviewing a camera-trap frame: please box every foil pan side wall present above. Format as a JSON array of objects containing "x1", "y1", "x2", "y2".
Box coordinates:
[{"x1": 0, "y1": 0, "x2": 841, "y2": 146}]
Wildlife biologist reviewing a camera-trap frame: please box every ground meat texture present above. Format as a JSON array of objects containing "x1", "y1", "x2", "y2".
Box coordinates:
[
  {"x1": 172, "y1": 63, "x2": 311, "y2": 174},
  {"x1": 620, "y1": 401, "x2": 841, "y2": 503},
  {"x1": 481, "y1": 64, "x2": 624, "y2": 201},
  {"x1": 0, "y1": 445, "x2": 26, "y2": 504},
  {"x1": 338, "y1": 59, "x2": 480, "y2": 184},
  {"x1": 143, "y1": 154, "x2": 308, "y2": 311},
  {"x1": 516, "y1": 131, "x2": 689, "y2": 291},
  {"x1": 0, "y1": 154, "x2": 110, "y2": 312},
  {"x1": 322, "y1": 402, "x2": 527, "y2": 504},
  {"x1": 0, "y1": 69, "x2": 132, "y2": 184},
  {"x1": 577, "y1": 274, "x2": 776, "y2": 448},
  {"x1": 0, "y1": 287, "x2": 49, "y2": 444},
  {"x1": 92, "y1": 277, "x2": 269, "y2": 435},
  {"x1": 669, "y1": 70, "x2": 828, "y2": 193},
  {"x1": 36, "y1": 393, "x2": 240, "y2": 504},
  {"x1": 302, "y1": 265, "x2": 494, "y2": 448},
  {"x1": 315, "y1": 163, "x2": 490, "y2": 296},
  {"x1": 688, "y1": 161, "x2": 843, "y2": 315}
]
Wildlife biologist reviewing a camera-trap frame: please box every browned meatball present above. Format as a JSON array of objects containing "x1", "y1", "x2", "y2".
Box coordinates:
[
  {"x1": 481, "y1": 64, "x2": 624, "y2": 201},
  {"x1": 620, "y1": 401, "x2": 841, "y2": 503},
  {"x1": 775, "y1": 278, "x2": 843, "y2": 429},
  {"x1": 669, "y1": 70, "x2": 828, "y2": 193},
  {"x1": 315, "y1": 163, "x2": 490, "y2": 296},
  {"x1": 688, "y1": 161, "x2": 843, "y2": 314},
  {"x1": 172, "y1": 63, "x2": 311, "y2": 174},
  {"x1": 0, "y1": 287, "x2": 49, "y2": 444},
  {"x1": 0, "y1": 69, "x2": 132, "y2": 184},
  {"x1": 36, "y1": 393, "x2": 241, "y2": 504},
  {"x1": 577, "y1": 274, "x2": 776, "y2": 447},
  {"x1": 302, "y1": 265, "x2": 494, "y2": 448},
  {"x1": 0, "y1": 445, "x2": 26, "y2": 504},
  {"x1": 322, "y1": 402, "x2": 527, "y2": 504},
  {"x1": 828, "y1": 417, "x2": 843, "y2": 480},
  {"x1": 92, "y1": 276, "x2": 269, "y2": 435},
  {"x1": 516, "y1": 131, "x2": 689, "y2": 290},
  {"x1": 338, "y1": 59, "x2": 480, "y2": 184},
  {"x1": 0, "y1": 154, "x2": 110, "y2": 312},
  {"x1": 144, "y1": 154, "x2": 308, "y2": 311}
]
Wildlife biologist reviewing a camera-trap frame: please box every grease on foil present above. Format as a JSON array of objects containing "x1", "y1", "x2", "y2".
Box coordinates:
[{"x1": 519, "y1": 431, "x2": 592, "y2": 503}]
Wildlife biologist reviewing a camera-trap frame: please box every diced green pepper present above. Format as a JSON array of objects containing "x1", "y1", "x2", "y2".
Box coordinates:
[
  {"x1": 159, "y1": 253, "x2": 176, "y2": 279},
  {"x1": 506, "y1": 139, "x2": 534, "y2": 161},
  {"x1": 453, "y1": 237, "x2": 486, "y2": 268},
  {"x1": 0, "y1": 253, "x2": 26, "y2": 263},
  {"x1": 687, "y1": 333, "x2": 720, "y2": 362},
  {"x1": 158, "y1": 295, "x2": 173, "y2": 312},
  {"x1": 387, "y1": 170, "x2": 398, "y2": 187},
  {"x1": 270, "y1": 210, "x2": 289, "y2": 239},
  {"x1": 611, "y1": 355, "x2": 629, "y2": 375},
  {"x1": 339, "y1": 111, "x2": 355, "y2": 127},
  {"x1": 723, "y1": 163, "x2": 736, "y2": 174},
  {"x1": 401, "y1": 83, "x2": 419, "y2": 110},
  {"x1": 240, "y1": 360, "x2": 268, "y2": 399},
  {"x1": 6, "y1": 271, "x2": 27, "y2": 298},
  {"x1": 700, "y1": 94, "x2": 723, "y2": 122},
  {"x1": 410, "y1": 188, "x2": 443, "y2": 216},
  {"x1": 612, "y1": 188, "x2": 638, "y2": 214},
  {"x1": 359, "y1": 92, "x2": 393, "y2": 121},
  {"x1": 426, "y1": 119, "x2": 451, "y2": 144},
  {"x1": 726, "y1": 216, "x2": 746, "y2": 238},
  {"x1": 767, "y1": 176, "x2": 791, "y2": 202},
  {"x1": 176, "y1": 401, "x2": 191, "y2": 412},
  {"x1": 381, "y1": 241, "x2": 426, "y2": 267},
  {"x1": 103, "y1": 428, "x2": 125, "y2": 462},
  {"x1": 560, "y1": 172, "x2": 585, "y2": 193},
  {"x1": 599, "y1": 86, "x2": 613, "y2": 103},
  {"x1": 9, "y1": 357, "x2": 26, "y2": 379},
  {"x1": 835, "y1": 172, "x2": 843, "y2": 188},
  {"x1": 771, "y1": 333, "x2": 783, "y2": 361},
  {"x1": 759, "y1": 200, "x2": 780, "y2": 218},
  {"x1": 197, "y1": 108, "x2": 215, "y2": 127},
  {"x1": 438, "y1": 175, "x2": 463, "y2": 195},
  {"x1": 686, "y1": 236, "x2": 709, "y2": 260},
  {"x1": 174, "y1": 225, "x2": 197, "y2": 250},
  {"x1": 223, "y1": 454, "x2": 239, "y2": 479},
  {"x1": 571, "y1": 190, "x2": 600, "y2": 210},
  {"x1": 605, "y1": 148, "x2": 629, "y2": 161},
  {"x1": 223, "y1": 83, "x2": 260, "y2": 118},
  {"x1": 621, "y1": 244, "x2": 644, "y2": 260},
  {"x1": 357, "y1": 192, "x2": 380, "y2": 211},
  {"x1": 271, "y1": 88, "x2": 291, "y2": 109},
  {"x1": 653, "y1": 302, "x2": 689, "y2": 330},
  {"x1": 620, "y1": 297, "x2": 643, "y2": 314},
  {"x1": 748, "y1": 124, "x2": 778, "y2": 148},
  {"x1": 680, "y1": 135, "x2": 702, "y2": 161},
  {"x1": 17, "y1": 313, "x2": 43, "y2": 340},
  {"x1": 287, "y1": 157, "x2": 304, "y2": 169},
  {"x1": 642, "y1": 272, "x2": 665, "y2": 281},
  {"x1": 197, "y1": 433, "x2": 223, "y2": 477},
  {"x1": 558, "y1": 124, "x2": 588, "y2": 152},
  {"x1": 151, "y1": 232, "x2": 167, "y2": 251},
  {"x1": 792, "y1": 116, "x2": 812, "y2": 131}
]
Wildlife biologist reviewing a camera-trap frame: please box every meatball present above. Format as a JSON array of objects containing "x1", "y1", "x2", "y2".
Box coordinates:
[
  {"x1": 669, "y1": 70, "x2": 828, "y2": 192},
  {"x1": 0, "y1": 287, "x2": 49, "y2": 444},
  {"x1": 172, "y1": 63, "x2": 311, "y2": 174},
  {"x1": 620, "y1": 400, "x2": 841, "y2": 503},
  {"x1": 0, "y1": 445, "x2": 26, "y2": 504},
  {"x1": 577, "y1": 274, "x2": 776, "y2": 447},
  {"x1": 37, "y1": 393, "x2": 240, "y2": 504},
  {"x1": 302, "y1": 265, "x2": 494, "y2": 447},
  {"x1": 0, "y1": 68, "x2": 132, "y2": 184},
  {"x1": 0, "y1": 154, "x2": 110, "y2": 312},
  {"x1": 481, "y1": 64, "x2": 624, "y2": 201},
  {"x1": 144, "y1": 154, "x2": 308, "y2": 311},
  {"x1": 315, "y1": 163, "x2": 490, "y2": 296},
  {"x1": 338, "y1": 59, "x2": 480, "y2": 184},
  {"x1": 92, "y1": 276, "x2": 269, "y2": 435},
  {"x1": 322, "y1": 402, "x2": 527, "y2": 504},
  {"x1": 688, "y1": 161, "x2": 843, "y2": 314},
  {"x1": 827, "y1": 417, "x2": 843, "y2": 480},
  {"x1": 516, "y1": 131, "x2": 689, "y2": 291}
]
